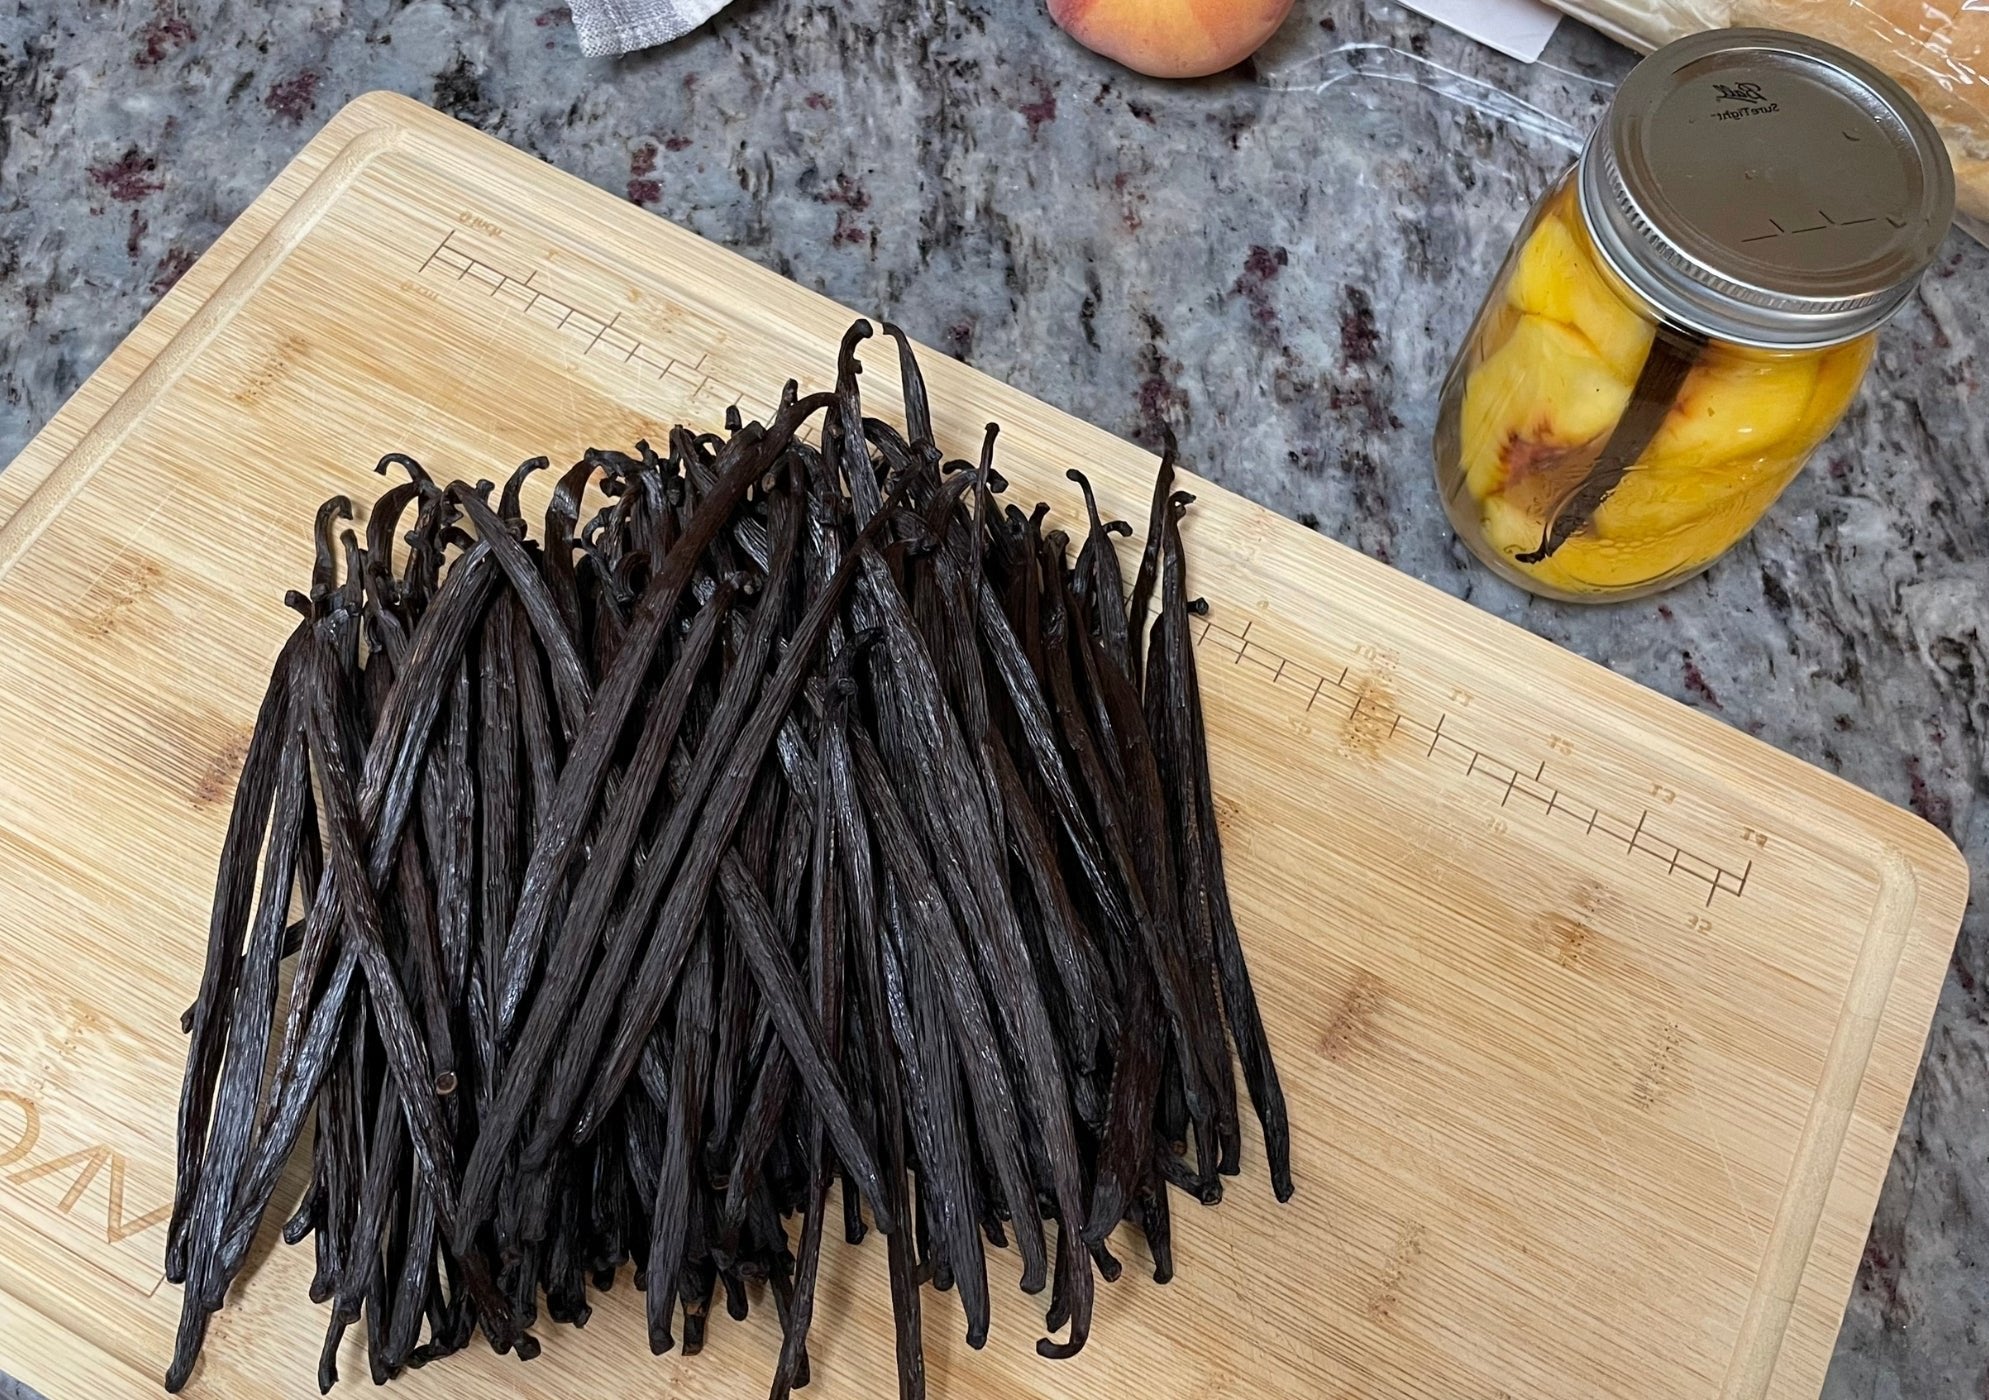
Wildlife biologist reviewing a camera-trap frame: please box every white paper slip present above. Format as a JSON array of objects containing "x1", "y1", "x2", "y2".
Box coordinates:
[{"x1": 1400, "y1": 0, "x2": 1563, "y2": 63}]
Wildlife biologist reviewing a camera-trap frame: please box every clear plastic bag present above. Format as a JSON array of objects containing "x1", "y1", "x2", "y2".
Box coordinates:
[
  {"x1": 1543, "y1": 0, "x2": 1731, "y2": 50},
  {"x1": 1547, "y1": 2, "x2": 1989, "y2": 241}
]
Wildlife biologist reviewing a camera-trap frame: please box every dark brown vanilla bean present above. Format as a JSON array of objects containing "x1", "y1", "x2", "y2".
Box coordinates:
[{"x1": 167, "y1": 324, "x2": 1290, "y2": 1397}]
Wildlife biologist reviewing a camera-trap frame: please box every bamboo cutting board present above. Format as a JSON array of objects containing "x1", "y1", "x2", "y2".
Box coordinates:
[{"x1": 0, "y1": 93, "x2": 1968, "y2": 1400}]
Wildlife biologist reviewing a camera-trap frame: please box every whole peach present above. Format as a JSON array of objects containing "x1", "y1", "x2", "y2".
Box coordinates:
[{"x1": 1048, "y1": 0, "x2": 1296, "y2": 79}]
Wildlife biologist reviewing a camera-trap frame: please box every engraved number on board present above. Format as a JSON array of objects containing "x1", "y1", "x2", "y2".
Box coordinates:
[
  {"x1": 1649, "y1": 782, "x2": 1677, "y2": 805},
  {"x1": 1686, "y1": 914, "x2": 1714, "y2": 935},
  {"x1": 1548, "y1": 734, "x2": 1574, "y2": 756},
  {"x1": 1741, "y1": 827, "x2": 1770, "y2": 850}
]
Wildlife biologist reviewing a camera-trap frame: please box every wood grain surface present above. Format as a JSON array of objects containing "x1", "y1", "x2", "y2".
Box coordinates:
[{"x1": 0, "y1": 93, "x2": 1967, "y2": 1400}]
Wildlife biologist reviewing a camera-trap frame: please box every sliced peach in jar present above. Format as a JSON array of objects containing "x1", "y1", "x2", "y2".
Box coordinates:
[
  {"x1": 1477, "y1": 491, "x2": 1587, "y2": 594},
  {"x1": 1591, "y1": 444, "x2": 1807, "y2": 541},
  {"x1": 1460, "y1": 314, "x2": 1631, "y2": 502},
  {"x1": 1639, "y1": 348, "x2": 1819, "y2": 477},
  {"x1": 1506, "y1": 210, "x2": 1654, "y2": 381}
]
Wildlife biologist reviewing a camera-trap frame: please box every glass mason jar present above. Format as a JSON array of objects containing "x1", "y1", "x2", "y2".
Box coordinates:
[{"x1": 1435, "y1": 29, "x2": 1954, "y2": 602}]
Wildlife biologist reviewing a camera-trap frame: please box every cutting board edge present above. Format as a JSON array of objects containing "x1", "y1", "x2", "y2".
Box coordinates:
[
  {"x1": 0, "y1": 91, "x2": 409, "y2": 569},
  {"x1": 1734, "y1": 839, "x2": 1966, "y2": 1398},
  {"x1": 0, "y1": 1274, "x2": 158, "y2": 1399}
]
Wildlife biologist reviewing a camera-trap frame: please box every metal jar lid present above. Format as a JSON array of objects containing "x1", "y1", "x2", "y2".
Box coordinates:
[{"x1": 1578, "y1": 27, "x2": 1955, "y2": 349}]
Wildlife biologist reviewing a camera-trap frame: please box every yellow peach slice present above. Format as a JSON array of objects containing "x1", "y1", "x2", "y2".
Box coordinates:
[
  {"x1": 1594, "y1": 338, "x2": 1868, "y2": 539},
  {"x1": 1460, "y1": 314, "x2": 1631, "y2": 501},
  {"x1": 1484, "y1": 473, "x2": 1786, "y2": 594},
  {"x1": 1477, "y1": 491, "x2": 1585, "y2": 594},
  {"x1": 1640, "y1": 350, "x2": 1819, "y2": 476},
  {"x1": 1472, "y1": 297, "x2": 1524, "y2": 365},
  {"x1": 1591, "y1": 446, "x2": 1805, "y2": 540},
  {"x1": 1507, "y1": 212, "x2": 1654, "y2": 381}
]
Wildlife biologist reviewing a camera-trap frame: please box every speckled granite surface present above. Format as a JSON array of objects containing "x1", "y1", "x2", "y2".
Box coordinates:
[{"x1": 0, "y1": 2, "x2": 1982, "y2": 1396}]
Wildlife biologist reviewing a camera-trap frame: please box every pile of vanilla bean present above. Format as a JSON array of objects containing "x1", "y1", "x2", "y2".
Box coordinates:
[{"x1": 165, "y1": 322, "x2": 1291, "y2": 1396}]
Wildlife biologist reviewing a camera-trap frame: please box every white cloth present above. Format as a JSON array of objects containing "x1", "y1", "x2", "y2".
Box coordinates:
[{"x1": 570, "y1": 0, "x2": 732, "y2": 56}]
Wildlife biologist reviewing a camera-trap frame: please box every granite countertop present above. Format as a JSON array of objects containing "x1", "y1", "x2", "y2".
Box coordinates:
[{"x1": 1, "y1": 1, "x2": 1983, "y2": 1395}]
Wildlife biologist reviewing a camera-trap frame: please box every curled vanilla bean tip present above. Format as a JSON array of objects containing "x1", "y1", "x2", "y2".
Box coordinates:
[{"x1": 374, "y1": 452, "x2": 434, "y2": 486}]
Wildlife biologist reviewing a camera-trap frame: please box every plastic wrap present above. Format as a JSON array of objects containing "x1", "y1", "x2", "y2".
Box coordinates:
[
  {"x1": 1549, "y1": 2, "x2": 1989, "y2": 240},
  {"x1": 1545, "y1": 0, "x2": 1731, "y2": 51}
]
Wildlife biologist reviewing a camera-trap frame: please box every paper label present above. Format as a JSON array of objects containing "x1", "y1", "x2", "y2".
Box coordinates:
[{"x1": 1401, "y1": 0, "x2": 1563, "y2": 64}]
